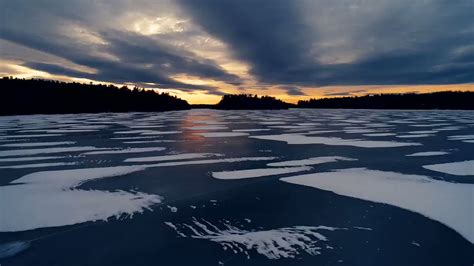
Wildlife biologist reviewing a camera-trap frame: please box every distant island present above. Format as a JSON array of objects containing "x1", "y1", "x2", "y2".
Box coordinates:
[
  {"x1": 0, "y1": 77, "x2": 190, "y2": 115},
  {"x1": 298, "y1": 91, "x2": 474, "y2": 110},
  {"x1": 215, "y1": 94, "x2": 293, "y2": 110}
]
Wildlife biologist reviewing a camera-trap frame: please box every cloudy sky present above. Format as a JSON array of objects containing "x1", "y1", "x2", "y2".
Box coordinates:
[{"x1": 1, "y1": 0, "x2": 473, "y2": 103}]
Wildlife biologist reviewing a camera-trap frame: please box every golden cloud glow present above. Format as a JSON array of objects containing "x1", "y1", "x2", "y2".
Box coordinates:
[{"x1": 3, "y1": 61, "x2": 473, "y2": 105}]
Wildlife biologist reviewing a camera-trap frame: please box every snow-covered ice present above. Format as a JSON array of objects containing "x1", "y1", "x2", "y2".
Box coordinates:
[
  {"x1": 212, "y1": 166, "x2": 311, "y2": 180},
  {"x1": 406, "y1": 151, "x2": 450, "y2": 157},
  {"x1": 165, "y1": 218, "x2": 342, "y2": 259},
  {"x1": 0, "y1": 166, "x2": 161, "y2": 232},
  {"x1": 281, "y1": 168, "x2": 474, "y2": 243},
  {"x1": 423, "y1": 160, "x2": 474, "y2": 176},
  {"x1": 251, "y1": 134, "x2": 420, "y2": 148},
  {"x1": 267, "y1": 156, "x2": 356, "y2": 167}
]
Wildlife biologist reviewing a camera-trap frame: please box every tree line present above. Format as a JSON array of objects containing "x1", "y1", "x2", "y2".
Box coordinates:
[
  {"x1": 1, "y1": 77, "x2": 472, "y2": 114},
  {"x1": 0, "y1": 77, "x2": 190, "y2": 115},
  {"x1": 215, "y1": 94, "x2": 292, "y2": 109},
  {"x1": 297, "y1": 91, "x2": 474, "y2": 110}
]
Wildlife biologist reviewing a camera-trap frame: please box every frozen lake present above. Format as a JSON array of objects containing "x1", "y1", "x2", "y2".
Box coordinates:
[{"x1": 0, "y1": 109, "x2": 473, "y2": 265}]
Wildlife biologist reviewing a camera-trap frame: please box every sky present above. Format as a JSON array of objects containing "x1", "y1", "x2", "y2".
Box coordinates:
[{"x1": 1, "y1": 0, "x2": 473, "y2": 104}]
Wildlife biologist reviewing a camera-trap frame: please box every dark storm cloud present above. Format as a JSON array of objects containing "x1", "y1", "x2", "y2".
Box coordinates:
[
  {"x1": 282, "y1": 86, "x2": 307, "y2": 96},
  {"x1": 0, "y1": 0, "x2": 240, "y2": 93},
  {"x1": 323, "y1": 90, "x2": 368, "y2": 97},
  {"x1": 178, "y1": 0, "x2": 474, "y2": 86}
]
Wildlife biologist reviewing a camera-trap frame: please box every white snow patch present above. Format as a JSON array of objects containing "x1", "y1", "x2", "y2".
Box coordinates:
[
  {"x1": 0, "y1": 134, "x2": 63, "y2": 139},
  {"x1": 82, "y1": 147, "x2": 166, "y2": 155},
  {"x1": 448, "y1": 135, "x2": 474, "y2": 140},
  {"x1": 0, "y1": 166, "x2": 161, "y2": 232},
  {"x1": 232, "y1": 128, "x2": 271, "y2": 132},
  {"x1": 251, "y1": 134, "x2": 420, "y2": 148},
  {"x1": 122, "y1": 140, "x2": 176, "y2": 144},
  {"x1": 195, "y1": 132, "x2": 249, "y2": 137},
  {"x1": 423, "y1": 160, "x2": 474, "y2": 176},
  {"x1": 0, "y1": 162, "x2": 78, "y2": 169},
  {"x1": 343, "y1": 129, "x2": 377, "y2": 134},
  {"x1": 212, "y1": 166, "x2": 311, "y2": 180},
  {"x1": 0, "y1": 156, "x2": 64, "y2": 162},
  {"x1": 281, "y1": 168, "x2": 474, "y2": 243},
  {"x1": 267, "y1": 156, "x2": 356, "y2": 167},
  {"x1": 165, "y1": 218, "x2": 342, "y2": 259},
  {"x1": 148, "y1": 157, "x2": 276, "y2": 167},
  {"x1": 46, "y1": 129, "x2": 95, "y2": 133},
  {"x1": 406, "y1": 151, "x2": 449, "y2": 157},
  {"x1": 0, "y1": 141, "x2": 76, "y2": 147},
  {"x1": 363, "y1": 133, "x2": 396, "y2": 137},
  {"x1": 396, "y1": 134, "x2": 433, "y2": 138},
  {"x1": 186, "y1": 125, "x2": 228, "y2": 130},
  {"x1": 141, "y1": 130, "x2": 182, "y2": 135},
  {"x1": 0, "y1": 146, "x2": 109, "y2": 157},
  {"x1": 124, "y1": 153, "x2": 221, "y2": 163},
  {"x1": 353, "y1": 226, "x2": 373, "y2": 231}
]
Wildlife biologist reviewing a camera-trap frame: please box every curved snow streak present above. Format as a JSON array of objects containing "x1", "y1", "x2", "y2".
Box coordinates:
[
  {"x1": 281, "y1": 168, "x2": 474, "y2": 243},
  {"x1": 124, "y1": 153, "x2": 222, "y2": 163},
  {"x1": 0, "y1": 166, "x2": 160, "y2": 232},
  {"x1": 251, "y1": 134, "x2": 420, "y2": 148},
  {"x1": 194, "y1": 132, "x2": 249, "y2": 137},
  {"x1": 423, "y1": 160, "x2": 474, "y2": 176},
  {"x1": 165, "y1": 219, "x2": 342, "y2": 259},
  {"x1": 0, "y1": 156, "x2": 64, "y2": 162},
  {"x1": 212, "y1": 166, "x2": 312, "y2": 180},
  {"x1": 0, "y1": 162, "x2": 78, "y2": 169},
  {"x1": 0, "y1": 146, "x2": 110, "y2": 157},
  {"x1": 0, "y1": 141, "x2": 76, "y2": 147},
  {"x1": 406, "y1": 151, "x2": 449, "y2": 157},
  {"x1": 267, "y1": 156, "x2": 356, "y2": 167},
  {"x1": 82, "y1": 147, "x2": 166, "y2": 155}
]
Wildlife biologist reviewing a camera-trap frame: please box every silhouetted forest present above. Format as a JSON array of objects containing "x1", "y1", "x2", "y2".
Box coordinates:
[
  {"x1": 0, "y1": 77, "x2": 190, "y2": 115},
  {"x1": 297, "y1": 91, "x2": 474, "y2": 110},
  {"x1": 216, "y1": 94, "x2": 293, "y2": 109}
]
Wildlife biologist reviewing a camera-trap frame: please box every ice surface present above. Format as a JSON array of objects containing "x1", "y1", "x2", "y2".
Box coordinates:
[
  {"x1": 251, "y1": 134, "x2": 420, "y2": 148},
  {"x1": 0, "y1": 156, "x2": 64, "y2": 162},
  {"x1": 46, "y1": 129, "x2": 96, "y2": 133},
  {"x1": 147, "y1": 157, "x2": 277, "y2": 167},
  {"x1": 0, "y1": 146, "x2": 109, "y2": 157},
  {"x1": 124, "y1": 153, "x2": 221, "y2": 162},
  {"x1": 141, "y1": 130, "x2": 182, "y2": 135},
  {"x1": 423, "y1": 160, "x2": 474, "y2": 176},
  {"x1": 186, "y1": 125, "x2": 228, "y2": 130},
  {"x1": 122, "y1": 140, "x2": 176, "y2": 144},
  {"x1": 448, "y1": 134, "x2": 474, "y2": 140},
  {"x1": 195, "y1": 132, "x2": 249, "y2": 137},
  {"x1": 0, "y1": 241, "x2": 31, "y2": 259},
  {"x1": 232, "y1": 128, "x2": 271, "y2": 132},
  {"x1": 267, "y1": 156, "x2": 356, "y2": 167},
  {"x1": 82, "y1": 147, "x2": 166, "y2": 155},
  {"x1": 0, "y1": 134, "x2": 63, "y2": 139},
  {"x1": 0, "y1": 162, "x2": 78, "y2": 169},
  {"x1": 363, "y1": 133, "x2": 396, "y2": 137},
  {"x1": 165, "y1": 218, "x2": 342, "y2": 259},
  {"x1": 281, "y1": 168, "x2": 473, "y2": 243},
  {"x1": 396, "y1": 134, "x2": 433, "y2": 138},
  {"x1": 212, "y1": 166, "x2": 311, "y2": 180},
  {"x1": 0, "y1": 141, "x2": 76, "y2": 147}
]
